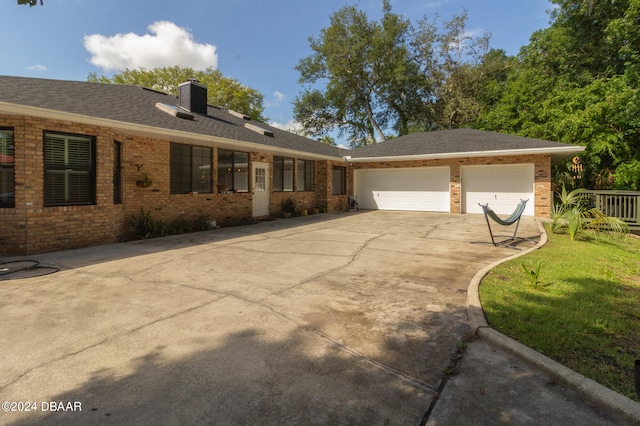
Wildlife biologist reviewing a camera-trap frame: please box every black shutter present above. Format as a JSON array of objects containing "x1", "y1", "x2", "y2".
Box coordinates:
[{"x1": 44, "y1": 132, "x2": 95, "y2": 206}]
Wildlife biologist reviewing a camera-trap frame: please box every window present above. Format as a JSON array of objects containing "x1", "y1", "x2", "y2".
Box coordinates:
[
  {"x1": 170, "y1": 143, "x2": 212, "y2": 194},
  {"x1": 44, "y1": 131, "x2": 95, "y2": 206},
  {"x1": 273, "y1": 156, "x2": 293, "y2": 192},
  {"x1": 297, "y1": 160, "x2": 315, "y2": 192},
  {"x1": 113, "y1": 141, "x2": 122, "y2": 204},
  {"x1": 332, "y1": 166, "x2": 346, "y2": 195},
  {"x1": 0, "y1": 128, "x2": 15, "y2": 208},
  {"x1": 217, "y1": 150, "x2": 249, "y2": 192}
]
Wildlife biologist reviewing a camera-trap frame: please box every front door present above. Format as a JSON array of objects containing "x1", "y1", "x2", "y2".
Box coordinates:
[{"x1": 252, "y1": 162, "x2": 270, "y2": 217}]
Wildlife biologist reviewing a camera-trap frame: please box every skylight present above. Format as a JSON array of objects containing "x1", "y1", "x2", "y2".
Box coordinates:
[
  {"x1": 228, "y1": 110, "x2": 250, "y2": 120},
  {"x1": 155, "y1": 102, "x2": 194, "y2": 120},
  {"x1": 244, "y1": 123, "x2": 274, "y2": 137}
]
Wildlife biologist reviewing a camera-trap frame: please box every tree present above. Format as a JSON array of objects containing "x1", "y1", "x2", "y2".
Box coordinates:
[
  {"x1": 88, "y1": 66, "x2": 267, "y2": 122},
  {"x1": 295, "y1": 3, "x2": 406, "y2": 146},
  {"x1": 294, "y1": 2, "x2": 434, "y2": 147},
  {"x1": 430, "y1": 10, "x2": 492, "y2": 129},
  {"x1": 17, "y1": 0, "x2": 42, "y2": 5},
  {"x1": 478, "y1": 0, "x2": 640, "y2": 190},
  {"x1": 318, "y1": 136, "x2": 336, "y2": 146},
  {"x1": 295, "y1": 2, "x2": 491, "y2": 147}
]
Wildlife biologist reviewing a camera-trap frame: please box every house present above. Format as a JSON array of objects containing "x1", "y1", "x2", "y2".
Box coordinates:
[{"x1": 0, "y1": 76, "x2": 583, "y2": 255}]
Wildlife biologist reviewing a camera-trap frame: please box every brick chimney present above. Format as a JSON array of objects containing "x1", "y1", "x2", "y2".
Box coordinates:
[{"x1": 178, "y1": 79, "x2": 208, "y2": 115}]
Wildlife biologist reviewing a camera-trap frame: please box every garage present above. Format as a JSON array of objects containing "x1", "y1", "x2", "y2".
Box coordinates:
[
  {"x1": 355, "y1": 167, "x2": 450, "y2": 212},
  {"x1": 462, "y1": 164, "x2": 535, "y2": 216}
]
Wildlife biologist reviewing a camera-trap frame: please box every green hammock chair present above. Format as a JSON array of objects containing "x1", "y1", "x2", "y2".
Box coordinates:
[{"x1": 479, "y1": 199, "x2": 528, "y2": 248}]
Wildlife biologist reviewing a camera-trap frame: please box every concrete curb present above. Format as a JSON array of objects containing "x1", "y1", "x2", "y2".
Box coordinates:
[
  {"x1": 467, "y1": 218, "x2": 547, "y2": 332},
  {"x1": 467, "y1": 219, "x2": 640, "y2": 425}
]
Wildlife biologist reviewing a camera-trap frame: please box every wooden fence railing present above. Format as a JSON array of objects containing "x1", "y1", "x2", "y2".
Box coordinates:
[{"x1": 584, "y1": 190, "x2": 640, "y2": 230}]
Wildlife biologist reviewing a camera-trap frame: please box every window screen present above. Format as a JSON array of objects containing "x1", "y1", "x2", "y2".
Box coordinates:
[
  {"x1": 297, "y1": 160, "x2": 315, "y2": 192},
  {"x1": 273, "y1": 156, "x2": 294, "y2": 192},
  {"x1": 170, "y1": 143, "x2": 212, "y2": 194},
  {"x1": 332, "y1": 166, "x2": 346, "y2": 195},
  {"x1": 217, "y1": 150, "x2": 249, "y2": 192}
]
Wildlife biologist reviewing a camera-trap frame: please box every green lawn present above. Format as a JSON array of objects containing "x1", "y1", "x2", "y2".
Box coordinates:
[{"x1": 480, "y1": 225, "x2": 640, "y2": 400}]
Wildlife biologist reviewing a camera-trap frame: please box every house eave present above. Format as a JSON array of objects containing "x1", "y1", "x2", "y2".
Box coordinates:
[
  {"x1": 346, "y1": 146, "x2": 586, "y2": 164},
  {"x1": 0, "y1": 101, "x2": 343, "y2": 161}
]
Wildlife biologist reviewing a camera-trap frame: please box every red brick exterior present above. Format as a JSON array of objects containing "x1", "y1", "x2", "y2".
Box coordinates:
[
  {"x1": 0, "y1": 115, "x2": 347, "y2": 255},
  {"x1": 0, "y1": 114, "x2": 553, "y2": 255}
]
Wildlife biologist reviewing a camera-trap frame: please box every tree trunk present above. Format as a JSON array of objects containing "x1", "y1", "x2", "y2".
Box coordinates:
[{"x1": 365, "y1": 99, "x2": 386, "y2": 142}]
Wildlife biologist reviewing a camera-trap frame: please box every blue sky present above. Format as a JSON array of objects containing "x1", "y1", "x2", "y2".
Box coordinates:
[{"x1": 2, "y1": 0, "x2": 554, "y2": 136}]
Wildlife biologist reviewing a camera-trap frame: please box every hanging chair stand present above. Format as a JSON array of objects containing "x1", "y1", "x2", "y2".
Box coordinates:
[{"x1": 479, "y1": 199, "x2": 533, "y2": 249}]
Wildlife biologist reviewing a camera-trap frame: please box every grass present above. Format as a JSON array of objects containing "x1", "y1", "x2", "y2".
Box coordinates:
[{"x1": 480, "y1": 224, "x2": 640, "y2": 401}]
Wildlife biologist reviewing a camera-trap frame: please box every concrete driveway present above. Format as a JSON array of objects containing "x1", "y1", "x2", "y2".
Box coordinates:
[{"x1": 0, "y1": 211, "x2": 541, "y2": 425}]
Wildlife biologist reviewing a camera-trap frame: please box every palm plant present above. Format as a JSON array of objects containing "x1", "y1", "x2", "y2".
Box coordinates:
[{"x1": 552, "y1": 185, "x2": 629, "y2": 240}]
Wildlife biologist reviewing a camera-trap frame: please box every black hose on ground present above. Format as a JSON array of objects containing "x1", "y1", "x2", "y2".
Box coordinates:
[{"x1": 0, "y1": 260, "x2": 59, "y2": 280}]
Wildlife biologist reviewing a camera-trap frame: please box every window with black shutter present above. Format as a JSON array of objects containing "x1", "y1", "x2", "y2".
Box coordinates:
[{"x1": 44, "y1": 132, "x2": 95, "y2": 206}]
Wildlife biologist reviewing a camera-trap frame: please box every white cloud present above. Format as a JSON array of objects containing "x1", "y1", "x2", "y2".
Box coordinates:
[
  {"x1": 84, "y1": 21, "x2": 218, "y2": 72},
  {"x1": 266, "y1": 91, "x2": 286, "y2": 108},
  {"x1": 273, "y1": 91, "x2": 285, "y2": 104},
  {"x1": 27, "y1": 64, "x2": 47, "y2": 71},
  {"x1": 270, "y1": 119, "x2": 304, "y2": 135}
]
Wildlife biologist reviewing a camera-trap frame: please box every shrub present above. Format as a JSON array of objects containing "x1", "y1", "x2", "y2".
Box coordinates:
[
  {"x1": 282, "y1": 198, "x2": 297, "y2": 217},
  {"x1": 130, "y1": 207, "x2": 166, "y2": 239},
  {"x1": 552, "y1": 185, "x2": 629, "y2": 240}
]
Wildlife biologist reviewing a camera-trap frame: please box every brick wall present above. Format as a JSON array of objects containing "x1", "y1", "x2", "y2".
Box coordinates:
[
  {"x1": 0, "y1": 115, "x2": 338, "y2": 255},
  {"x1": 0, "y1": 113, "x2": 553, "y2": 255},
  {"x1": 1, "y1": 115, "x2": 127, "y2": 255}
]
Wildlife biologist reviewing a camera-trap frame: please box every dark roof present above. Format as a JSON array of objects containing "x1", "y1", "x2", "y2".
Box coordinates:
[
  {"x1": 349, "y1": 128, "x2": 581, "y2": 159},
  {"x1": 0, "y1": 76, "x2": 582, "y2": 162},
  {"x1": 0, "y1": 75, "x2": 344, "y2": 159}
]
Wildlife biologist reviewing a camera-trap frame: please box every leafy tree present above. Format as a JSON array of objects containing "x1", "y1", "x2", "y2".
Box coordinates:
[
  {"x1": 295, "y1": 2, "x2": 493, "y2": 147},
  {"x1": 478, "y1": 0, "x2": 640, "y2": 190},
  {"x1": 431, "y1": 10, "x2": 492, "y2": 129},
  {"x1": 88, "y1": 66, "x2": 267, "y2": 122},
  {"x1": 318, "y1": 136, "x2": 336, "y2": 146},
  {"x1": 295, "y1": 2, "x2": 408, "y2": 146},
  {"x1": 17, "y1": 0, "x2": 42, "y2": 6},
  {"x1": 294, "y1": 3, "x2": 410, "y2": 146}
]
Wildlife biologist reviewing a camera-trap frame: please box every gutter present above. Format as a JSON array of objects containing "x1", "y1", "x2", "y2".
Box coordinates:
[
  {"x1": 0, "y1": 101, "x2": 343, "y2": 162},
  {"x1": 346, "y1": 146, "x2": 586, "y2": 164}
]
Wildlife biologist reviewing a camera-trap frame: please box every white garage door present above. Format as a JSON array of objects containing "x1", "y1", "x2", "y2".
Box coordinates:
[
  {"x1": 355, "y1": 167, "x2": 450, "y2": 212},
  {"x1": 462, "y1": 164, "x2": 535, "y2": 216}
]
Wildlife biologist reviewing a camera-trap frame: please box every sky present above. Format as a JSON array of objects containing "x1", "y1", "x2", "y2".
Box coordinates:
[{"x1": 1, "y1": 0, "x2": 554, "y2": 141}]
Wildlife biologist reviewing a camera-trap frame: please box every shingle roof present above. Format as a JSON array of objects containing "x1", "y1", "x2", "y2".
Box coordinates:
[
  {"x1": 0, "y1": 75, "x2": 345, "y2": 159},
  {"x1": 349, "y1": 128, "x2": 581, "y2": 159},
  {"x1": 0, "y1": 76, "x2": 582, "y2": 162}
]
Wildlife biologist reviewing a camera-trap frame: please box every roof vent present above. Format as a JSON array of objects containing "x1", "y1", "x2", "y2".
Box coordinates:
[
  {"x1": 155, "y1": 102, "x2": 194, "y2": 120},
  {"x1": 244, "y1": 123, "x2": 274, "y2": 137},
  {"x1": 228, "y1": 110, "x2": 250, "y2": 120},
  {"x1": 178, "y1": 79, "x2": 208, "y2": 115}
]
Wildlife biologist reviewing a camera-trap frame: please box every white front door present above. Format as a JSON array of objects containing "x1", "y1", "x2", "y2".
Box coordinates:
[{"x1": 252, "y1": 162, "x2": 270, "y2": 217}]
